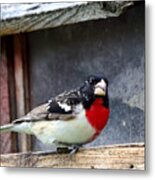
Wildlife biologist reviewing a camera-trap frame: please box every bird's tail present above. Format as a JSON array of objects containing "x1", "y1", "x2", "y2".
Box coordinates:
[{"x1": 0, "y1": 124, "x2": 13, "y2": 133}]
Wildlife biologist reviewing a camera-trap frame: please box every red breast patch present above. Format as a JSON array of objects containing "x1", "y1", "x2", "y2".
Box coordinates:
[{"x1": 85, "y1": 98, "x2": 110, "y2": 133}]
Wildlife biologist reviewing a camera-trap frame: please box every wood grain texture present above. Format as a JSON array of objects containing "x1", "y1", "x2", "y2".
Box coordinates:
[
  {"x1": 13, "y1": 35, "x2": 31, "y2": 152},
  {"x1": 0, "y1": 143, "x2": 145, "y2": 170},
  {"x1": 0, "y1": 2, "x2": 133, "y2": 36},
  {"x1": 0, "y1": 38, "x2": 12, "y2": 154}
]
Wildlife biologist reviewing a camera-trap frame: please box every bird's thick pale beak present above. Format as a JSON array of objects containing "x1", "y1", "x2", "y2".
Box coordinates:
[{"x1": 94, "y1": 79, "x2": 106, "y2": 96}]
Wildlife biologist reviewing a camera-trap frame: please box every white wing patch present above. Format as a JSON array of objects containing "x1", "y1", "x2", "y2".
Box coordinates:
[{"x1": 57, "y1": 102, "x2": 71, "y2": 112}]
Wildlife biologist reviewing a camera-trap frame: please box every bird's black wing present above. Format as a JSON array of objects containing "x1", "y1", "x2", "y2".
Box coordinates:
[
  {"x1": 47, "y1": 88, "x2": 82, "y2": 115},
  {"x1": 13, "y1": 89, "x2": 82, "y2": 124}
]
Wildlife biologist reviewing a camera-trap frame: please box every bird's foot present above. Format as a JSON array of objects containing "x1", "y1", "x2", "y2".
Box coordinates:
[
  {"x1": 69, "y1": 145, "x2": 82, "y2": 154},
  {"x1": 56, "y1": 145, "x2": 82, "y2": 154},
  {"x1": 56, "y1": 147, "x2": 70, "y2": 154}
]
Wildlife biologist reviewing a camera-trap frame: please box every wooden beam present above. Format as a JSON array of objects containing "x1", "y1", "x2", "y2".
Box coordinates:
[
  {"x1": 0, "y1": 2, "x2": 133, "y2": 36},
  {"x1": 0, "y1": 143, "x2": 145, "y2": 170},
  {"x1": 0, "y1": 38, "x2": 12, "y2": 154},
  {"x1": 13, "y1": 34, "x2": 31, "y2": 152}
]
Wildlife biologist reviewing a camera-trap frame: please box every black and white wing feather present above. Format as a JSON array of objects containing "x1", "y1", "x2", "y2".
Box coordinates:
[
  {"x1": 48, "y1": 89, "x2": 82, "y2": 113},
  {"x1": 13, "y1": 89, "x2": 82, "y2": 124}
]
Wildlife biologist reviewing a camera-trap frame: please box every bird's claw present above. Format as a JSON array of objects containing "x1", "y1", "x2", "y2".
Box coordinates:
[
  {"x1": 56, "y1": 147, "x2": 70, "y2": 154},
  {"x1": 69, "y1": 146, "x2": 80, "y2": 154},
  {"x1": 56, "y1": 145, "x2": 81, "y2": 154}
]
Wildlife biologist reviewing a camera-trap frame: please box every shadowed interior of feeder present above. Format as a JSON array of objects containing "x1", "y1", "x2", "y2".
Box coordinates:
[{"x1": 27, "y1": 2, "x2": 144, "y2": 151}]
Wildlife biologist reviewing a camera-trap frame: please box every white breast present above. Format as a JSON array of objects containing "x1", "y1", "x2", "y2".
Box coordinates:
[{"x1": 31, "y1": 110, "x2": 96, "y2": 146}]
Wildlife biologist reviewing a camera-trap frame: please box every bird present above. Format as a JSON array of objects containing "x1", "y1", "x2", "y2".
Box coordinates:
[{"x1": 0, "y1": 75, "x2": 110, "y2": 154}]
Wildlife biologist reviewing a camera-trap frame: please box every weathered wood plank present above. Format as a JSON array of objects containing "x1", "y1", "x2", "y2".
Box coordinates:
[
  {"x1": 0, "y1": 2, "x2": 133, "y2": 36},
  {"x1": 0, "y1": 143, "x2": 145, "y2": 170},
  {"x1": 13, "y1": 34, "x2": 31, "y2": 152},
  {"x1": 0, "y1": 38, "x2": 12, "y2": 154}
]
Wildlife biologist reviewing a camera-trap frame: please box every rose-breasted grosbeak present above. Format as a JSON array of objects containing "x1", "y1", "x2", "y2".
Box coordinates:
[{"x1": 0, "y1": 75, "x2": 109, "y2": 153}]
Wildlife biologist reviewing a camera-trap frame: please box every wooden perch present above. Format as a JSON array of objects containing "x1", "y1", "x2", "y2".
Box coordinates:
[{"x1": 0, "y1": 143, "x2": 144, "y2": 170}]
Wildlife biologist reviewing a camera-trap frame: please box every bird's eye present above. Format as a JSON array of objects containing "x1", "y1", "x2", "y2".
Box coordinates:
[{"x1": 88, "y1": 76, "x2": 97, "y2": 84}]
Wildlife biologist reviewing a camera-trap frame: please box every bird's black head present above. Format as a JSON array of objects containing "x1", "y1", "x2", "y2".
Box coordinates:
[{"x1": 80, "y1": 75, "x2": 109, "y2": 109}]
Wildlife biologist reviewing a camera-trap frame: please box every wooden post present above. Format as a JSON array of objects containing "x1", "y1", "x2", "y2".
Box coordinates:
[
  {"x1": 13, "y1": 34, "x2": 31, "y2": 152},
  {"x1": 0, "y1": 37, "x2": 12, "y2": 154},
  {"x1": 0, "y1": 143, "x2": 145, "y2": 170}
]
